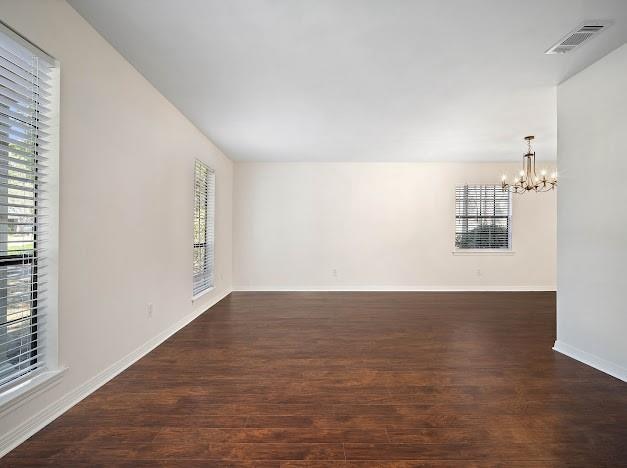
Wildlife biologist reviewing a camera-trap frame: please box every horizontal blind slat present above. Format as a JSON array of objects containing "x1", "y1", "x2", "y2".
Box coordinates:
[
  {"x1": 0, "y1": 362, "x2": 44, "y2": 388},
  {"x1": 0, "y1": 114, "x2": 50, "y2": 137}
]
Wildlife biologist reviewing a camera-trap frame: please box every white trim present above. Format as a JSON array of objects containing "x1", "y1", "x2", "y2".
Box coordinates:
[
  {"x1": 553, "y1": 340, "x2": 627, "y2": 382},
  {"x1": 452, "y1": 250, "x2": 516, "y2": 256},
  {"x1": 0, "y1": 368, "x2": 67, "y2": 418},
  {"x1": 42, "y1": 55, "x2": 61, "y2": 374},
  {"x1": 0, "y1": 289, "x2": 232, "y2": 458},
  {"x1": 234, "y1": 286, "x2": 556, "y2": 292},
  {"x1": 0, "y1": 21, "x2": 56, "y2": 65}
]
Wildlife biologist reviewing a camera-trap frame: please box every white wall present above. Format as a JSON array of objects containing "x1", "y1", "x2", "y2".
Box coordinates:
[
  {"x1": 0, "y1": 0, "x2": 233, "y2": 445},
  {"x1": 234, "y1": 162, "x2": 556, "y2": 290},
  {"x1": 555, "y1": 44, "x2": 627, "y2": 381}
]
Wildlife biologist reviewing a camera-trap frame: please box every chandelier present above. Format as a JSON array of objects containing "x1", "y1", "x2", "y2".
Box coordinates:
[{"x1": 501, "y1": 136, "x2": 557, "y2": 193}]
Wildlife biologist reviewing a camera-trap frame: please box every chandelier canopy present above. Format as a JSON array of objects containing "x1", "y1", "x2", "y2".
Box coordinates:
[{"x1": 501, "y1": 136, "x2": 557, "y2": 194}]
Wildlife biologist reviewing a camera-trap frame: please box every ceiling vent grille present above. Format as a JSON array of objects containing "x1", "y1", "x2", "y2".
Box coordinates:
[{"x1": 545, "y1": 21, "x2": 612, "y2": 54}]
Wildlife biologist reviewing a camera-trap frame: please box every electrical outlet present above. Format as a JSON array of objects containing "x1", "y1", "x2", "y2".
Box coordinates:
[
  {"x1": 147, "y1": 303, "x2": 154, "y2": 318},
  {"x1": 332, "y1": 269, "x2": 338, "y2": 277},
  {"x1": 476, "y1": 269, "x2": 482, "y2": 277}
]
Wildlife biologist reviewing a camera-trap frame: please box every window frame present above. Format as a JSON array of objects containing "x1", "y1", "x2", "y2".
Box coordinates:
[
  {"x1": 0, "y1": 21, "x2": 61, "y2": 406},
  {"x1": 453, "y1": 184, "x2": 513, "y2": 254},
  {"x1": 192, "y1": 159, "x2": 215, "y2": 299}
]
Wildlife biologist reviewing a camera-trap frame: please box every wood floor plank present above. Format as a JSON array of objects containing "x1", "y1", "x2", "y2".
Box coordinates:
[{"x1": 1, "y1": 291, "x2": 626, "y2": 466}]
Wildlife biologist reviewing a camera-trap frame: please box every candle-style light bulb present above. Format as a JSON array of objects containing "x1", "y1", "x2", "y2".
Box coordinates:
[
  {"x1": 541, "y1": 169, "x2": 547, "y2": 176},
  {"x1": 501, "y1": 174, "x2": 507, "y2": 181},
  {"x1": 519, "y1": 170, "x2": 525, "y2": 177}
]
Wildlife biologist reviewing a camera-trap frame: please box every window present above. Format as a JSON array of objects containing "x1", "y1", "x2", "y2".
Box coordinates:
[
  {"x1": 0, "y1": 24, "x2": 58, "y2": 389},
  {"x1": 193, "y1": 160, "x2": 215, "y2": 296},
  {"x1": 455, "y1": 185, "x2": 511, "y2": 250}
]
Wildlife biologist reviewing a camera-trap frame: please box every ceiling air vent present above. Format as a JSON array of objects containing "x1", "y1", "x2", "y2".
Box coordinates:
[{"x1": 545, "y1": 21, "x2": 612, "y2": 54}]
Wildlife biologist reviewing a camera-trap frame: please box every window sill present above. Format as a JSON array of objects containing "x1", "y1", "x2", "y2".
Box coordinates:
[
  {"x1": 0, "y1": 367, "x2": 67, "y2": 417},
  {"x1": 452, "y1": 250, "x2": 516, "y2": 256},
  {"x1": 192, "y1": 286, "x2": 215, "y2": 302}
]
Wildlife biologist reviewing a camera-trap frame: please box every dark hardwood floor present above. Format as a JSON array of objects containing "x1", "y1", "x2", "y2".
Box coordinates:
[{"x1": 2, "y1": 292, "x2": 626, "y2": 466}]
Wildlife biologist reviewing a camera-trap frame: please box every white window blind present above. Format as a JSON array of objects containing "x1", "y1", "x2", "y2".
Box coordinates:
[
  {"x1": 0, "y1": 26, "x2": 56, "y2": 388},
  {"x1": 193, "y1": 160, "x2": 215, "y2": 296},
  {"x1": 455, "y1": 185, "x2": 511, "y2": 249}
]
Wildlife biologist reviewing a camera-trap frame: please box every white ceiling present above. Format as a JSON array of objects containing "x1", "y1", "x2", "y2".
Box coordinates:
[{"x1": 68, "y1": 0, "x2": 627, "y2": 162}]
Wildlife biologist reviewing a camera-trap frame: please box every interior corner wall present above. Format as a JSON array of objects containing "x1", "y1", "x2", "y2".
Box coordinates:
[
  {"x1": 0, "y1": 0, "x2": 233, "y2": 445},
  {"x1": 555, "y1": 43, "x2": 627, "y2": 381},
  {"x1": 233, "y1": 162, "x2": 556, "y2": 291}
]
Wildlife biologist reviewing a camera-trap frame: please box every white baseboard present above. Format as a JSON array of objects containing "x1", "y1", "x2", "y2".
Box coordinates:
[
  {"x1": 0, "y1": 289, "x2": 232, "y2": 459},
  {"x1": 553, "y1": 340, "x2": 627, "y2": 382},
  {"x1": 234, "y1": 286, "x2": 556, "y2": 292}
]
